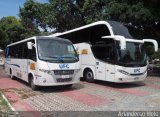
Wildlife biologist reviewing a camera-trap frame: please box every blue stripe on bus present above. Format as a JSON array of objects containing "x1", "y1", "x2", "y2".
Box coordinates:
[{"x1": 5, "y1": 62, "x2": 20, "y2": 68}]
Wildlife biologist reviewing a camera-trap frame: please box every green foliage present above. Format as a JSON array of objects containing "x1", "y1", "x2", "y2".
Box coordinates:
[
  {"x1": 0, "y1": 16, "x2": 21, "y2": 31},
  {"x1": 0, "y1": 92, "x2": 11, "y2": 112},
  {"x1": 82, "y1": 0, "x2": 109, "y2": 23},
  {"x1": 0, "y1": 29, "x2": 8, "y2": 49},
  {"x1": 144, "y1": 45, "x2": 160, "y2": 60},
  {"x1": 18, "y1": 0, "x2": 160, "y2": 34},
  {"x1": 0, "y1": 16, "x2": 44, "y2": 49},
  {"x1": 47, "y1": 0, "x2": 85, "y2": 31},
  {"x1": 6, "y1": 25, "x2": 26, "y2": 43},
  {"x1": 19, "y1": 0, "x2": 47, "y2": 31},
  {"x1": 151, "y1": 49, "x2": 160, "y2": 60},
  {"x1": 0, "y1": 16, "x2": 26, "y2": 49}
]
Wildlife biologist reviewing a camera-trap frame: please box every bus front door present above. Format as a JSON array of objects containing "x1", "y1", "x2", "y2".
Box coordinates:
[
  {"x1": 96, "y1": 61, "x2": 115, "y2": 82},
  {"x1": 95, "y1": 61, "x2": 106, "y2": 81},
  {"x1": 105, "y1": 64, "x2": 115, "y2": 82},
  {"x1": 21, "y1": 59, "x2": 28, "y2": 82}
]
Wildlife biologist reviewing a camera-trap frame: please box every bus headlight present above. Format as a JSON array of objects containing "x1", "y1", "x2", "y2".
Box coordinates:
[
  {"x1": 117, "y1": 69, "x2": 130, "y2": 76},
  {"x1": 39, "y1": 69, "x2": 53, "y2": 76}
]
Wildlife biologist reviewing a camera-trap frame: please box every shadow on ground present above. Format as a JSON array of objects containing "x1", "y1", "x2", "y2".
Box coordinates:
[
  {"x1": 84, "y1": 79, "x2": 146, "y2": 89},
  {"x1": 13, "y1": 77, "x2": 85, "y2": 93}
]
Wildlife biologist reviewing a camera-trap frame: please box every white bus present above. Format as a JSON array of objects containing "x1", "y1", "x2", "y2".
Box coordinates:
[
  {"x1": 49, "y1": 20, "x2": 158, "y2": 83},
  {"x1": 5, "y1": 36, "x2": 80, "y2": 90}
]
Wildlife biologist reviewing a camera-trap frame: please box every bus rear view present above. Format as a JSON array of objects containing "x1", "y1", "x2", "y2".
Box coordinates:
[{"x1": 5, "y1": 36, "x2": 80, "y2": 90}]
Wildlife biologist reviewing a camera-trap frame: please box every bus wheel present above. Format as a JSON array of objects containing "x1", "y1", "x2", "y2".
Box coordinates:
[
  {"x1": 10, "y1": 69, "x2": 15, "y2": 80},
  {"x1": 30, "y1": 75, "x2": 38, "y2": 91},
  {"x1": 85, "y1": 69, "x2": 94, "y2": 83}
]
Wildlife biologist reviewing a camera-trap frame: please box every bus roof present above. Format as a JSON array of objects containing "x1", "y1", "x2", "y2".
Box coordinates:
[
  {"x1": 7, "y1": 36, "x2": 37, "y2": 47},
  {"x1": 49, "y1": 20, "x2": 136, "y2": 39},
  {"x1": 49, "y1": 21, "x2": 115, "y2": 37},
  {"x1": 7, "y1": 36, "x2": 71, "y2": 47}
]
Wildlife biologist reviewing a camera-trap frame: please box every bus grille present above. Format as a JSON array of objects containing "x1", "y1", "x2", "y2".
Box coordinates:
[
  {"x1": 56, "y1": 78, "x2": 72, "y2": 82},
  {"x1": 54, "y1": 70, "x2": 74, "y2": 75}
]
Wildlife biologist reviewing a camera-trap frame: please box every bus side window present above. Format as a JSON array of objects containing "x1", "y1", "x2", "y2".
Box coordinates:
[
  {"x1": 22, "y1": 42, "x2": 28, "y2": 59},
  {"x1": 105, "y1": 45, "x2": 115, "y2": 64},
  {"x1": 9, "y1": 46, "x2": 15, "y2": 58},
  {"x1": 28, "y1": 47, "x2": 37, "y2": 61},
  {"x1": 5, "y1": 47, "x2": 9, "y2": 58},
  {"x1": 27, "y1": 40, "x2": 37, "y2": 61},
  {"x1": 17, "y1": 44, "x2": 23, "y2": 58},
  {"x1": 92, "y1": 45, "x2": 106, "y2": 61}
]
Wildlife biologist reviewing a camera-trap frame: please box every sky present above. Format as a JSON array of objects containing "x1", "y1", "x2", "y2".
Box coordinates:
[{"x1": 0, "y1": 0, "x2": 47, "y2": 19}]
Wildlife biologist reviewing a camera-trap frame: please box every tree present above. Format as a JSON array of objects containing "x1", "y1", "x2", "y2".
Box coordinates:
[
  {"x1": 0, "y1": 16, "x2": 21, "y2": 31},
  {"x1": 19, "y1": 0, "x2": 49, "y2": 32},
  {"x1": 0, "y1": 29, "x2": 8, "y2": 49},
  {"x1": 0, "y1": 16, "x2": 24, "y2": 49},
  {"x1": 19, "y1": 0, "x2": 160, "y2": 44},
  {"x1": 47, "y1": 0, "x2": 85, "y2": 31},
  {"x1": 6, "y1": 25, "x2": 27, "y2": 43},
  {"x1": 19, "y1": 0, "x2": 85, "y2": 32},
  {"x1": 0, "y1": 16, "x2": 37, "y2": 49},
  {"x1": 19, "y1": 0, "x2": 160, "y2": 33}
]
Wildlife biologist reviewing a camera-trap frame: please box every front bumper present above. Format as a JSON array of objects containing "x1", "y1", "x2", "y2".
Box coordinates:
[{"x1": 114, "y1": 72, "x2": 147, "y2": 83}]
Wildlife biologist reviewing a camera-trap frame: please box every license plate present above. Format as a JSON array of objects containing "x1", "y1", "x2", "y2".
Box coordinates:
[
  {"x1": 61, "y1": 75, "x2": 70, "y2": 79},
  {"x1": 134, "y1": 77, "x2": 139, "y2": 80}
]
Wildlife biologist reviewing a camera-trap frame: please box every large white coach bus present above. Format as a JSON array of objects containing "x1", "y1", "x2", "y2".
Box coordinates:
[
  {"x1": 49, "y1": 20, "x2": 158, "y2": 83},
  {"x1": 5, "y1": 36, "x2": 80, "y2": 90}
]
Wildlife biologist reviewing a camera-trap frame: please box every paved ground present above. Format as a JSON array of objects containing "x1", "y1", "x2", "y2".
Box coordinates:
[{"x1": 0, "y1": 67, "x2": 160, "y2": 116}]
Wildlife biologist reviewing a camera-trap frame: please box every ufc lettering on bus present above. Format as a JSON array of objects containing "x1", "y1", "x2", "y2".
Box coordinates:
[
  {"x1": 134, "y1": 69, "x2": 140, "y2": 73},
  {"x1": 59, "y1": 64, "x2": 69, "y2": 69}
]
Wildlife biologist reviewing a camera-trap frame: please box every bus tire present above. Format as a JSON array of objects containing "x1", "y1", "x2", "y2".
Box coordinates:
[
  {"x1": 29, "y1": 75, "x2": 38, "y2": 91},
  {"x1": 10, "y1": 69, "x2": 15, "y2": 80},
  {"x1": 84, "y1": 69, "x2": 94, "y2": 83}
]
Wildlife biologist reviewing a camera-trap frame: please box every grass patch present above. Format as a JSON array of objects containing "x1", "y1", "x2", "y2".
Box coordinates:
[{"x1": 0, "y1": 92, "x2": 11, "y2": 112}]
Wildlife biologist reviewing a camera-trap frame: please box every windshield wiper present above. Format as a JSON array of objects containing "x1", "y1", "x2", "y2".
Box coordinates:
[
  {"x1": 61, "y1": 56, "x2": 78, "y2": 61},
  {"x1": 41, "y1": 56, "x2": 64, "y2": 63},
  {"x1": 49, "y1": 56, "x2": 64, "y2": 63}
]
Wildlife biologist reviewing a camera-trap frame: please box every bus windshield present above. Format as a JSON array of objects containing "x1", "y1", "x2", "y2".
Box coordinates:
[
  {"x1": 116, "y1": 41, "x2": 147, "y2": 67},
  {"x1": 37, "y1": 39, "x2": 78, "y2": 63}
]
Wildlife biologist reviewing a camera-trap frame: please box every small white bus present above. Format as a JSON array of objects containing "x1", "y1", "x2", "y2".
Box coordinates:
[
  {"x1": 5, "y1": 36, "x2": 80, "y2": 90},
  {"x1": 49, "y1": 20, "x2": 158, "y2": 83}
]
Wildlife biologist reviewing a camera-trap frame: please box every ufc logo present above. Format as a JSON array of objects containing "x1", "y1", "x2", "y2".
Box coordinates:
[{"x1": 134, "y1": 69, "x2": 140, "y2": 73}]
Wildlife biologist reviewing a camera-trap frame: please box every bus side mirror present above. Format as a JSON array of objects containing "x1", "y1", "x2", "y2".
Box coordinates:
[
  {"x1": 117, "y1": 36, "x2": 126, "y2": 50},
  {"x1": 27, "y1": 42, "x2": 33, "y2": 50},
  {"x1": 102, "y1": 35, "x2": 126, "y2": 50}
]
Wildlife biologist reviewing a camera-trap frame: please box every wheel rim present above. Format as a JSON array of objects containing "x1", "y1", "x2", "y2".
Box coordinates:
[{"x1": 86, "y1": 71, "x2": 93, "y2": 79}]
